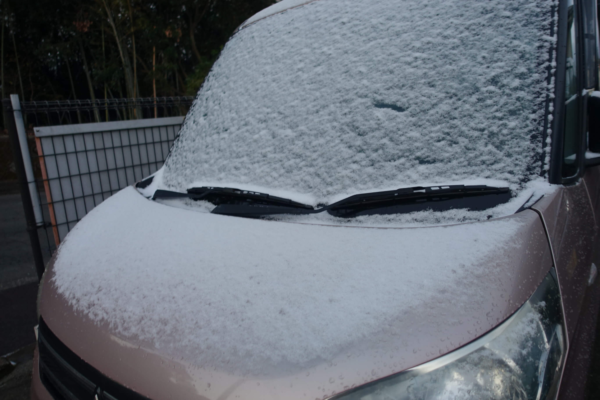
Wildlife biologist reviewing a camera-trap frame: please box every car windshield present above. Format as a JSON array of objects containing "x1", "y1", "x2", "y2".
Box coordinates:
[{"x1": 161, "y1": 0, "x2": 555, "y2": 207}]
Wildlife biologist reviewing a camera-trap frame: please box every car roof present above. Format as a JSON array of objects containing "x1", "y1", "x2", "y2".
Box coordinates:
[{"x1": 238, "y1": 0, "x2": 320, "y2": 31}]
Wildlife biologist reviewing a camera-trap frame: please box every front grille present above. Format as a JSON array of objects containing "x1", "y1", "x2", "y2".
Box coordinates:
[{"x1": 38, "y1": 318, "x2": 150, "y2": 400}]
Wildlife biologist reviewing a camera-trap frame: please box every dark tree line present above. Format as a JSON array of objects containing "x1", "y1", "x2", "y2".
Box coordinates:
[{"x1": 0, "y1": 0, "x2": 275, "y2": 103}]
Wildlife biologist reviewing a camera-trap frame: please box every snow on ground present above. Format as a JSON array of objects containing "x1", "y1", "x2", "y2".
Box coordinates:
[
  {"x1": 163, "y1": 0, "x2": 557, "y2": 209},
  {"x1": 52, "y1": 187, "x2": 525, "y2": 375}
]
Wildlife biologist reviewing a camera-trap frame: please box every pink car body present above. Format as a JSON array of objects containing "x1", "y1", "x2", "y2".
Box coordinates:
[{"x1": 31, "y1": 0, "x2": 600, "y2": 399}]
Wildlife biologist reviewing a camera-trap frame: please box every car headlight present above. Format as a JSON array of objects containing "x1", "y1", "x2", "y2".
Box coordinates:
[{"x1": 330, "y1": 271, "x2": 566, "y2": 400}]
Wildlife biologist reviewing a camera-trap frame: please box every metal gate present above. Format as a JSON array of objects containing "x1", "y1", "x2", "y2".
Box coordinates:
[{"x1": 3, "y1": 95, "x2": 194, "y2": 278}]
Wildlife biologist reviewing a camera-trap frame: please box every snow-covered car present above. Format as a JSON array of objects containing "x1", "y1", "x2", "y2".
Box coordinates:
[{"x1": 32, "y1": 0, "x2": 600, "y2": 399}]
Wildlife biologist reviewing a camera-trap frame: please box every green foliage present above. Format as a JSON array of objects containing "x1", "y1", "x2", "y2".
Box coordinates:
[
  {"x1": 186, "y1": 59, "x2": 214, "y2": 96},
  {"x1": 0, "y1": 0, "x2": 276, "y2": 103}
]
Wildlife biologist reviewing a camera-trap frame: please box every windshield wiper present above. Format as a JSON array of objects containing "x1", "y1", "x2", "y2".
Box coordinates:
[
  {"x1": 152, "y1": 186, "x2": 314, "y2": 210},
  {"x1": 211, "y1": 203, "x2": 318, "y2": 218},
  {"x1": 329, "y1": 185, "x2": 509, "y2": 209},
  {"x1": 327, "y1": 185, "x2": 511, "y2": 217},
  {"x1": 151, "y1": 185, "x2": 510, "y2": 219}
]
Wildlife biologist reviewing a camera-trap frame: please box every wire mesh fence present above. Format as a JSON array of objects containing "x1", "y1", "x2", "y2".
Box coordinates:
[
  {"x1": 21, "y1": 97, "x2": 194, "y2": 127},
  {"x1": 6, "y1": 96, "x2": 193, "y2": 266}
]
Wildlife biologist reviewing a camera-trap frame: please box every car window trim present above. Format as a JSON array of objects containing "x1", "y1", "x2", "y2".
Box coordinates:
[{"x1": 549, "y1": 0, "x2": 587, "y2": 185}]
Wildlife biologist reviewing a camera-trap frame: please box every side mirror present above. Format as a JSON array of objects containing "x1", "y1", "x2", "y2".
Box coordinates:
[{"x1": 586, "y1": 92, "x2": 600, "y2": 167}]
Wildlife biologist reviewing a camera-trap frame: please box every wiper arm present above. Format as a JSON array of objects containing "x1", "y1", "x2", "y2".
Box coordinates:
[
  {"x1": 211, "y1": 204, "x2": 318, "y2": 218},
  {"x1": 329, "y1": 185, "x2": 510, "y2": 209},
  {"x1": 152, "y1": 186, "x2": 314, "y2": 210},
  {"x1": 152, "y1": 185, "x2": 510, "y2": 219},
  {"x1": 327, "y1": 185, "x2": 511, "y2": 217}
]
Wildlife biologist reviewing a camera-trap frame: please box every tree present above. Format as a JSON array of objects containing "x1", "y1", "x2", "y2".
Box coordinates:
[{"x1": 0, "y1": 0, "x2": 277, "y2": 105}]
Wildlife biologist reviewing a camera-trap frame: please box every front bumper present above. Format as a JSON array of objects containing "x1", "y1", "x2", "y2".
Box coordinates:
[{"x1": 31, "y1": 347, "x2": 52, "y2": 400}]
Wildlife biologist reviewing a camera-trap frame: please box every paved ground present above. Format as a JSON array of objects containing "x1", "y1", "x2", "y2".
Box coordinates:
[
  {"x1": 0, "y1": 284, "x2": 38, "y2": 356},
  {"x1": 0, "y1": 192, "x2": 38, "y2": 292},
  {"x1": 0, "y1": 184, "x2": 39, "y2": 356},
  {"x1": 1, "y1": 186, "x2": 38, "y2": 399}
]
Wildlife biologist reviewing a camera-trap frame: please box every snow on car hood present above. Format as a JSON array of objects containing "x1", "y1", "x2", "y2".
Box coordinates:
[
  {"x1": 162, "y1": 0, "x2": 557, "y2": 204},
  {"x1": 49, "y1": 187, "x2": 550, "y2": 377}
]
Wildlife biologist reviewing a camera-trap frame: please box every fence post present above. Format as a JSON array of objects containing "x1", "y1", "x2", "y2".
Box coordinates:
[
  {"x1": 3, "y1": 98, "x2": 46, "y2": 280},
  {"x1": 11, "y1": 94, "x2": 45, "y2": 226}
]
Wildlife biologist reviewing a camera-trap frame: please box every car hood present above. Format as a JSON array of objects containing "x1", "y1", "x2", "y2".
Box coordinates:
[{"x1": 40, "y1": 187, "x2": 552, "y2": 400}]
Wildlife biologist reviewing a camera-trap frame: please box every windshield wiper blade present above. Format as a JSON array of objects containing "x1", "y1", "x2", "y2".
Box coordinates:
[
  {"x1": 328, "y1": 185, "x2": 511, "y2": 214},
  {"x1": 152, "y1": 186, "x2": 314, "y2": 210},
  {"x1": 212, "y1": 204, "x2": 317, "y2": 218},
  {"x1": 153, "y1": 185, "x2": 510, "y2": 219},
  {"x1": 152, "y1": 189, "x2": 190, "y2": 200},
  {"x1": 210, "y1": 185, "x2": 510, "y2": 218}
]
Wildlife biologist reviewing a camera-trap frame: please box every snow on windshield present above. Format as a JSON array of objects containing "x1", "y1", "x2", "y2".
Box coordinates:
[{"x1": 162, "y1": 0, "x2": 556, "y2": 204}]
